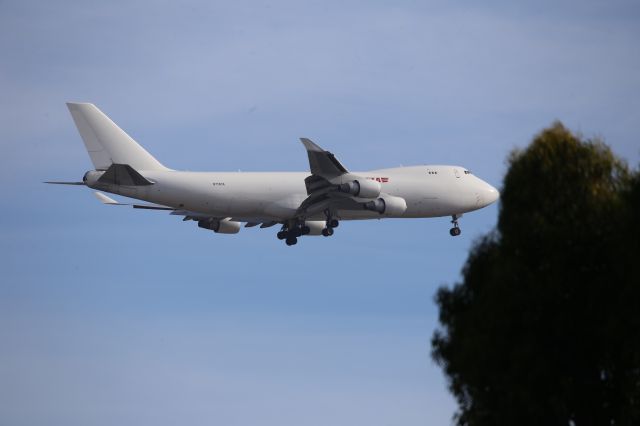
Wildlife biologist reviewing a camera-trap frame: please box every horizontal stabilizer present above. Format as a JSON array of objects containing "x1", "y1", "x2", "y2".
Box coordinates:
[
  {"x1": 94, "y1": 191, "x2": 172, "y2": 210},
  {"x1": 44, "y1": 181, "x2": 85, "y2": 185},
  {"x1": 94, "y1": 192, "x2": 122, "y2": 205}
]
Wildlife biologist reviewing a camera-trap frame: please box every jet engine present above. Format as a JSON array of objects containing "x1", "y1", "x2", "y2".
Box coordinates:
[
  {"x1": 198, "y1": 218, "x2": 241, "y2": 234},
  {"x1": 363, "y1": 195, "x2": 407, "y2": 216},
  {"x1": 338, "y1": 179, "x2": 381, "y2": 198},
  {"x1": 304, "y1": 220, "x2": 326, "y2": 236}
]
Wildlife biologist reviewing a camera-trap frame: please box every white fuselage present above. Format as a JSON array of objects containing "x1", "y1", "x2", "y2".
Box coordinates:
[
  {"x1": 87, "y1": 164, "x2": 499, "y2": 222},
  {"x1": 57, "y1": 102, "x2": 500, "y2": 242}
]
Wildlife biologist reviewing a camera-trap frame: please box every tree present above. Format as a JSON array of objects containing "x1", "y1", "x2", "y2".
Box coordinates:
[{"x1": 432, "y1": 123, "x2": 640, "y2": 425}]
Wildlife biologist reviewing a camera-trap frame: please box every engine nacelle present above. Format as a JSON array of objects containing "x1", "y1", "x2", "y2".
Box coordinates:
[
  {"x1": 304, "y1": 220, "x2": 326, "y2": 236},
  {"x1": 338, "y1": 179, "x2": 381, "y2": 198},
  {"x1": 363, "y1": 195, "x2": 407, "y2": 216},
  {"x1": 198, "y1": 218, "x2": 241, "y2": 234}
]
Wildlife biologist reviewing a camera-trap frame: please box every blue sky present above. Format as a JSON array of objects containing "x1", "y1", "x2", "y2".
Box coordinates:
[{"x1": 1, "y1": 1, "x2": 639, "y2": 425}]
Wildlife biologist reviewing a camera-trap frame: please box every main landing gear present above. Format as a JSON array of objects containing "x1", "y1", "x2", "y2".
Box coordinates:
[
  {"x1": 449, "y1": 214, "x2": 462, "y2": 237},
  {"x1": 276, "y1": 213, "x2": 340, "y2": 246},
  {"x1": 277, "y1": 221, "x2": 311, "y2": 246},
  {"x1": 322, "y1": 212, "x2": 339, "y2": 237}
]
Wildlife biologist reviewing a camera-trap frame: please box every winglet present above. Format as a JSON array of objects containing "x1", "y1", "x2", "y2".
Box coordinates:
[
  {"x1": 300, "y1": 137, "x2": 323, "y2": 152},
  {"x1": 299, "y1": 138, "x2": 348, "y2": 178}
]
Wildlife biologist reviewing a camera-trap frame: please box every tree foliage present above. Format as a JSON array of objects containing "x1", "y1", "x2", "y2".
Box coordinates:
[{"x1": 432, "y1": 123, "x2": 640, "y2": 425}]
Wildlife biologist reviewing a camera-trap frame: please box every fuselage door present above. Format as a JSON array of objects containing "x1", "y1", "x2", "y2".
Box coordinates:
[{"x1": 454, "y1": 168, "x2": 460, "y2": 178}]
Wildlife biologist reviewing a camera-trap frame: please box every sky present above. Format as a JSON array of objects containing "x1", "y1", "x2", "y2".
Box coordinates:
[{"x1": 1, "y1": 1, "x2": 639, "y2": 425}]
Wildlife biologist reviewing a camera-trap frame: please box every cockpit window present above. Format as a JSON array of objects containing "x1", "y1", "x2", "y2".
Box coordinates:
[{"x1": 464, "y1": 170, "x2": 472, "y2": 175}]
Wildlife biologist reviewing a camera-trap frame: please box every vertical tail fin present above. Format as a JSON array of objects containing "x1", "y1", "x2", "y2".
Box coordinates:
[{"x1": 66, "y1": 103, "x2": 169, "y2": 171}]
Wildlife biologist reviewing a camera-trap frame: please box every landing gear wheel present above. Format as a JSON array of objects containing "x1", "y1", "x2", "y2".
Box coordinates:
[
  {"x1": 322, "y1": 227, "x2": 334, "y2": 237},
  {"x1": 449, "y1": 214, "x2": 462, "y2": 237},
  {"x1": 286, "y1": 226, "x2": 302, "y2": 238},
  {"x1": 277, "y1": 230, "x2": 288, "y2": 240},
  {"x1": 324, "y1": 210, "x2": 339, "y2": 229},
  {"x1": 285, "y1": 236, "x2": 298, "y2": 246},
  {"x1": 301, "y1": 225, "x2": 311, "y2": 235}
]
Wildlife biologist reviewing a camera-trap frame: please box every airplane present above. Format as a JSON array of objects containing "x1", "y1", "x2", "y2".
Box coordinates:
[{"x1": 46, "y1": 103, "x2": 499, "y2": 246}]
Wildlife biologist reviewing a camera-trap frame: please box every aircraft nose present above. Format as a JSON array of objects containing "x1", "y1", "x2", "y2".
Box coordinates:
[
  {"x1": 483, "y1": 183, "x2": 500, "y2": 206},
  {"x1": 474, "y1": 179, "x2": 499, "y2": 208}
]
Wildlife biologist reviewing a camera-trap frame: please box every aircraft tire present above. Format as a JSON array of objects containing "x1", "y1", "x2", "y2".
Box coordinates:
[{"x1": 286, "y1": 236, "x2": 298, "y2": 246}]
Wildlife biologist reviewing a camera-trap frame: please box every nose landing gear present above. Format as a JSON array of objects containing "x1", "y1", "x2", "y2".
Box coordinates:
[{"x1": 449, "y1": 214, "x2": 462, "y2": 236}]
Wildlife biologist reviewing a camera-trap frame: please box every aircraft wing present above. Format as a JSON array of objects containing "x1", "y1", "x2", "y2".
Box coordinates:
[
  {"x1": 297, "y1": 138, "x2": 372, "y2": 218},
  {"x1": 300, "y1": 138, "x2": 348, "y2": 180}
]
